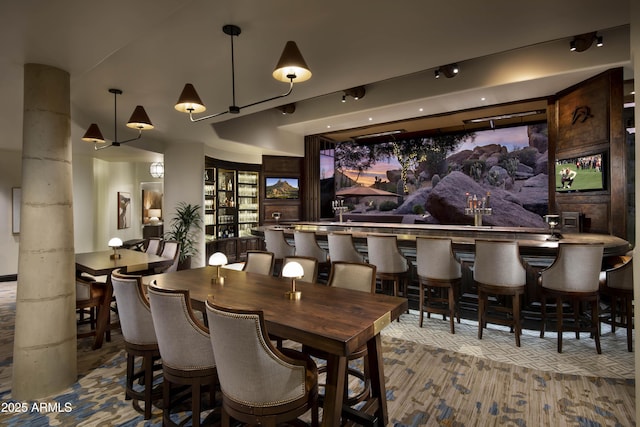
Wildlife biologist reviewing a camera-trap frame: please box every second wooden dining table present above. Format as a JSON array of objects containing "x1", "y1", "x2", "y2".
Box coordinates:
[{"x1": 145, "y1": 266, "x2": 408, "y2": 427}]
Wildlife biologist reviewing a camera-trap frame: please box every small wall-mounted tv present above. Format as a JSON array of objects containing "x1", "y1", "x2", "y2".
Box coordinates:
[
  {"x1": 555, "y1": 152, "x2": 605, "y2": 192},
  {"x1": 265, "y1": 177, "x2": 299, "y2": 199}
]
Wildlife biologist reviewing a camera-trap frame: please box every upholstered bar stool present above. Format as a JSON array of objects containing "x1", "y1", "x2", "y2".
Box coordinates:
[
  {"x1": 294, "y1": 230, "x2": 329, "y2": 279},
  {"x1": 155, "y1": 240, "x2": 180, "y2": 273},
  {"x1": 539, "y1": 242, "x2": 605, "y2": 354},
  {"x1": 327, "y1": 232, "x2": 365, "y2": 264},
  {"x1": 366, "y1": 234, "x2": 410, "y2": 299},
  {"x1": 148, "y1": 285, "x2": 219, "y2": 427},
  {"x1": 474, "y1": 239, "x2": 527, "y2": 347},
  {"x1": 111, "y1": 269, "x2": 162, "y2": 419},
  {"x1": 206, "y1": 301, "x2": 319, "y2": 427},
  {"x1": 416, "y1": 237, "x2": 462, "y2": 333},
  {"x1": 242, "y1": 250, "x2": 275, "y2": 276},
  {"x1": 600, "y1": 254, "x2": 634, "y2": 352},
  {"x1": 264, "y1": 228, "x2": 295, "y2": 274},
  {"x1": 75, "y1": 277, "x2": 107, "y2": 340}
]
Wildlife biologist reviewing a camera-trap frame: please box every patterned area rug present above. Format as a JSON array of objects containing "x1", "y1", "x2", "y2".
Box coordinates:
[{"x1": 0, "y1": 282, "x2": 635, "y2": 426}]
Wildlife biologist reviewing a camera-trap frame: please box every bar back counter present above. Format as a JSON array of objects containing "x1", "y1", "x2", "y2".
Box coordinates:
[{"x1": 253, "y1": 222, "x2": 631, "y2": 318}]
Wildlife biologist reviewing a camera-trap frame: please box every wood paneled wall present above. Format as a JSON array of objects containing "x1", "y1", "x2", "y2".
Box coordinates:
[
  {"x1": 551, "y1": 68, "x2": 625, "y2": 237},
  {"x1": 261, "y1": 155, "x2": 303, "y2": 224}
]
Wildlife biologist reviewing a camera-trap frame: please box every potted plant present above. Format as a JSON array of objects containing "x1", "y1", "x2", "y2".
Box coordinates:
[{"x1": 164, "y1": 202, "x2": 202, "y2": 270}]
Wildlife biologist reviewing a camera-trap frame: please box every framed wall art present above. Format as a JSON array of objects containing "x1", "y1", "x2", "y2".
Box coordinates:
[{"x1": 117, "y1": 191, "x2": 131, "y2": 229}]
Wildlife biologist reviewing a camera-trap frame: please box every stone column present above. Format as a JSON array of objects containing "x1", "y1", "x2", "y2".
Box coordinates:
[{"x1": 12, "y1": 64, "x2": 76, "y2": 399}]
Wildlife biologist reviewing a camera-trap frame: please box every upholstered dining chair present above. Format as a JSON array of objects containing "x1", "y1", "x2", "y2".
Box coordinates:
[
  {"x1": 539, "y1": 242, "x2": 605, "y2": 354},
  {"x1": 243, "y1": 250, "x2": 275, "y2": 276},
  {"x1": 155, "y1": 240, "x2": 180, "y2": 273},
  {"x1": 111, "y1": 269, "x2": 162, "y2": 419},
  {"x1": 148, "y1": 284, "x2": 219, "y2": 427},
  {"x1": 145, "y1": 237, "x2": 163, "y2": 255},
  {"x1": 327, "y1": 232, "x2": 365, "y2": 264},
  {"x1": 205, "y1": 300, "x2": 319, "y2": 427},
  {"x1": 600, "y1": 254, "x2": 634, "y2": 352},
  {"x1": 473, "y1": 239, "x2": 527, "y2": 347},
  {"x1": 366, "y1": 234, "x2": 410, "y2": 298},
  {"x1": 416, "y1": 237, "x2": 462, "y2": 334},
  {"x1": 282, "y1": 256, "x2": 319, "y2": 283},
  {"x1": 75, "y1": 277, "x2": 107, "y2": 340},
  {"x1": 264, "y1": 228, "x2": 295, "y2": 274},
  {"x1": 313, "y1": 261, "x2": 377, "y2": 406}
]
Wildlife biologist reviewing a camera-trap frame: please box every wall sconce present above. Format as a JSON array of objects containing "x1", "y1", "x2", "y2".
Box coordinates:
[
  {"x1": 276, "y1": 103, "x2": 296, "y2": 115},
  {"x1": 282, "y1": 261, "x2": 304, "y2": 300},
  {"x1": 341, "y1": 86, "x2": 366, "y2": 102},
  {"x1": 175, "y1": 24, "x2": 312, "y2": 123},
  {"x1": 434, "y1": 63, "x2": 459, "y2": 79},
  {"x1": 82, "y1": 88, "x2": 154, "y2": 150},
  {"x1": 569, "y1": 32, "x2": 603, "y2": 52},
  {"x1": 149, "y1": 162, "x2": 164, "y2": 178},
  {"x1": 108, "y1": 237, "x2": 123, "y2": 259},
  {"x1": 209, "y1": 252, "x2": 228, "y2": 284}
]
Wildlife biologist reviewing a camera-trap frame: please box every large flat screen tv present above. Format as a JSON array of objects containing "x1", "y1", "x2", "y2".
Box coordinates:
[
  {"x1": 555, "y1": 153, "x2": 605, "y2": 192},
  {"x1": 265, "y1": 177, "x2": 299, "y2": 199}
]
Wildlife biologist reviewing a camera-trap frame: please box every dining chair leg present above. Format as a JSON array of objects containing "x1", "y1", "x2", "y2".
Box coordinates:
[
  {"x1": 512, "y1": 293, "x2": 521, "y2": 347},
  {"x1": 477, "y1": 289, "x2": 485, "y2": 340},
  {"x1": 418, "y1": 282, "x2": 425, "y2": 327},
  {"x1": 592, "y1": 298, "x2": 602, "y2": 354},
  {"x1": 448, "y1": 286, "x2": 456, "y2": 334},
  {"x1": 625, "y1": 296, "x2": 633, "y2": 352},
  {"x1": 539, "y1": 296, "x2": 546, "y2": 338},
  {"x1": 556, "y1": 297, "x2": 564, "y2": 353}
]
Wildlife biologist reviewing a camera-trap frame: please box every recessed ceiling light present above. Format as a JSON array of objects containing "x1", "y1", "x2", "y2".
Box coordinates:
[
  {"x1": 326, "y1": 125, "x2": 331, "y2": 128},
  {"x1": 481, "y1": 97, "x2": 486, "y2": 101},
  {"x1": 368, "y1": 117, "x2": 373, "y2": 121},
  {"x1": 419, "y1": 108, "x2": 424, "y2": 112}
]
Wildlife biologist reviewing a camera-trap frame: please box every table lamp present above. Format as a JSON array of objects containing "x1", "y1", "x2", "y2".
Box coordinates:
[
  {"x1": 108, "y1": 237, "x2": 123, "y2": 259},
  {"x1": 148, "y1": 209, "x2": 162, "y2": 225},
  {"x1": 282, "y1": 261, "x2": 304, "y2": 300},
  {"x1": 209, "y1": 252, "x2": 228, "y2": 284}
]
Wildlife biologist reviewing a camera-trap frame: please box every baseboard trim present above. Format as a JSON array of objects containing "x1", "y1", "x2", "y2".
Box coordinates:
[{"x1": 0, "y1": 274, "x2": 17, "y2": 282}]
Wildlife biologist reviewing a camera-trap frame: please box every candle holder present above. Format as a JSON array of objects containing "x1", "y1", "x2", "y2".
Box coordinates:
[
  {"x1": 464, "y1": 192, "x2": 492, "y2": 226},
  {"x1": 282, "y1": 261, "x2": 304, "y2": 300},
  {"x1": 209, "y1": 252, "x2": 228, "y2": 284},
  {"x1": 332, "y1": 199, "x2": 349, "y2": 223}
]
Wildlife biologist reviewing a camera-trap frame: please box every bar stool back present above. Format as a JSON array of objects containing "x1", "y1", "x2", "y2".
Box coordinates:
[
  {"x1": 539, "y1": 242, "x2": 604, "y2": 353},
  {"x1": 366, "y1": 234, "x2": 409, "y2": 298},
  {"x1": 327, "y1": 232, "x2": 365, "y2": 263},
  {"x1": 416, "y1": 237, "x2": 462, "y2": 333},
  {"x1": 474, "y1": 239, "x2": 526, "y2": 347},
  {"x1": 600, "y1": 255, "x2": 634, "y2": 352}
]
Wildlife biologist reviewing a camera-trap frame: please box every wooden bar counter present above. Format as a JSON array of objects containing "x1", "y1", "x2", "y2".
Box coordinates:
[{"x1": 254, "y1": 221, "x2": 631, "y2": 258}]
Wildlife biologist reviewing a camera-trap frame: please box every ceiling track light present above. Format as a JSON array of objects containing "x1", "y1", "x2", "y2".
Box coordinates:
[
  {"x1": 82, "y1": 88, "x2": 154, "y2": 151},
  {"x1": 276, "y1": 103, "x2": 296, "y2": 115},
  {"x1": 175, "y1": 24, "x2": 312, "y2": 122},
  {"x1": 342, "y1": 86, "x2": 366, "y2": 101},
  {"x1": 569, "y1": 31, "x2": 603, "y2": 52},
  {"x1": 434, "y1": 63, "x2": 459, "y2": 79}
]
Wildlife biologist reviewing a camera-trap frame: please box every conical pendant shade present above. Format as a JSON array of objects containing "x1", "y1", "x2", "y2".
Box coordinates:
[
  {"x1": 175, "y1": 83, "x2": 207, "y2": 113},
  {"x1": 126, "y1": 105, "x2": 154, "y2": 130},
  {"x1": 272, "y1": 41, "x2": 312, "y2": 83},
  {"x1": 82, "y1": 123, "x2": 106, "y2": 143}
]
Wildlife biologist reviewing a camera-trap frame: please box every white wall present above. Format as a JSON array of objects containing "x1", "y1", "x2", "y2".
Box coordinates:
[
  {"x1": 0, "y1": 149, "x2": 22, "y2": 276},
  {"x1": 163, "y1": 141, "x2": 206, "y2": 267}
]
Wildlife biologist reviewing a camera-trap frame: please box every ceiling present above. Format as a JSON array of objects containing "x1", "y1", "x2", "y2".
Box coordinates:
[{"x1": 0, "y1": 1, "x2": 633, "y2": 163}]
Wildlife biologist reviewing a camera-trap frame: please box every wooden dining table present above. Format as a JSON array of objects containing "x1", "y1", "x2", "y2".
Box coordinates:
[
  {"x1": 145, "y1": 266, "x2": 408, "y2": 427},
  {"x1": 75, "y1": 248, "x2": 174, "y2": 349}
]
